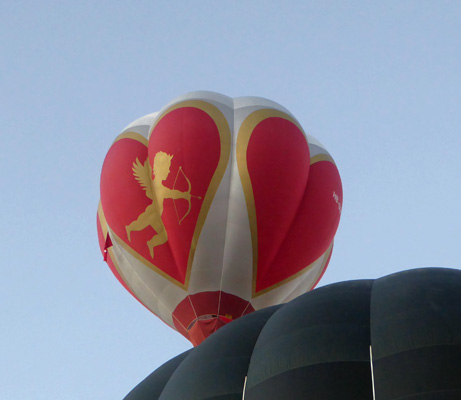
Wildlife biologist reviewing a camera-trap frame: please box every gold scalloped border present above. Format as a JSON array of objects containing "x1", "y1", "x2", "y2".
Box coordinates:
[{"x1": 236, "y1": 109, "x2": 334, "y2": 297}]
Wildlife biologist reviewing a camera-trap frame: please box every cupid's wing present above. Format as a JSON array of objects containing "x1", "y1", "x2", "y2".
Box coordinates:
[{"x1": 132, "y1": 158, "x2": 154, "y2": 200}]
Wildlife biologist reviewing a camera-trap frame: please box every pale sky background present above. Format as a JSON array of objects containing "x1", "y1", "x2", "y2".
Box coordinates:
[{"x1": 1, "y1": 1, "x2": 460, "y2": 399}]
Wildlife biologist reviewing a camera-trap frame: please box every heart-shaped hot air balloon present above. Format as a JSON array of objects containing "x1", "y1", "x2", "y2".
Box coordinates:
[{"x1": 97, "y1": 91, "x2": 343, "y2": 345}]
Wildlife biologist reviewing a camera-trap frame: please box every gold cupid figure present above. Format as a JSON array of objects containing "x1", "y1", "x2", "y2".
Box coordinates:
[{"x1": 125, "y1": 151, "x2": 191, "y2": 259}]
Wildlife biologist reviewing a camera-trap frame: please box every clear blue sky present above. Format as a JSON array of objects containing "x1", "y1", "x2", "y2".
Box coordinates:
[{"x1": 1, "y1": 1, "x2": 460, "y2": 399}]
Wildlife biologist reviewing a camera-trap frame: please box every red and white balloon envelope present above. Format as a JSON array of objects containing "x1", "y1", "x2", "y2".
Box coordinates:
[{"x1": 97, "y1": 92, "x2": 343, "y2": 345}]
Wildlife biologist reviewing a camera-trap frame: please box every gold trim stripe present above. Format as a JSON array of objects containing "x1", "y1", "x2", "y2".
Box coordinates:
[
  {"x1": 254, "y1": 242, "x2": 333, "y2": 297},
  {"x1": 113, "y1": 131, "x2": 148, "y2": 146},
  {"x1": 310, "y1": 153, "x2": 335, "y2": 165}
]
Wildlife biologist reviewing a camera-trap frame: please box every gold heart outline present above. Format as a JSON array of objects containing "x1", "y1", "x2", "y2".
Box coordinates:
[
  {"x1": 100, "y1": 102, "x2": 231, "y2": 290},
  {"x1": 236, "y1": 109, "x2": 334, "y2": 297}
]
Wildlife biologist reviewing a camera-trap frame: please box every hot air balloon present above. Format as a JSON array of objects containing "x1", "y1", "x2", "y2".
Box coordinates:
[
  {"x1": 97, "y1": 91, "x2": 342, "y2": 345},
  {"x1": 124, "y1": 267, "x2": 461, "y2": 400}
]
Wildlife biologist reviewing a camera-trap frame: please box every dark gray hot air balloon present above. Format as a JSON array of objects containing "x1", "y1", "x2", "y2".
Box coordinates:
[{"x1": 124, "y1": 267, "x2": 461, "y2": 400}]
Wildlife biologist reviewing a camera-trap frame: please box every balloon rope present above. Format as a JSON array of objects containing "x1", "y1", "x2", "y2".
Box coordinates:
[
  {"x1": 369, "y1": 345, "x2": 376, "y2": 400},
  {"x1": 241, "y1": 376, "x2": 248, "y2": 400},
  {"x1": 240, "y1": 302, "x2": 252, "y2": 317}
]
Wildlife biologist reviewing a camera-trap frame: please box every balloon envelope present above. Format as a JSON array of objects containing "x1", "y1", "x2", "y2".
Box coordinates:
[
  {"x1": 124, "y1": 267, "x2": 461, "y2": 400},
  {"x1": 97, "y1": 91, "x2": 342, "y2": 345}
]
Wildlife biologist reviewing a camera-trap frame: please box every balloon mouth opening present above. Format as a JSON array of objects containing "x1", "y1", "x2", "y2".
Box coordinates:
[
  {"x1": 171, "y1": 292, "x2": 256, "y2": 345},
  {"x1": 186, "y1": 314, "x2": 233, "y2": 331},
  {"x1": 186, "y1": 314, "x2": 234, "y2": 346}
]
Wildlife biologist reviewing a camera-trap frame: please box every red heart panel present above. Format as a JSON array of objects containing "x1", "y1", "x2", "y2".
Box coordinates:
[
  {"x1": 237, "y1": 110, "x2": 342, "y2": 294},
  {"x1": 100, "y1": 103, "x2": 230, "y2": 287}
]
